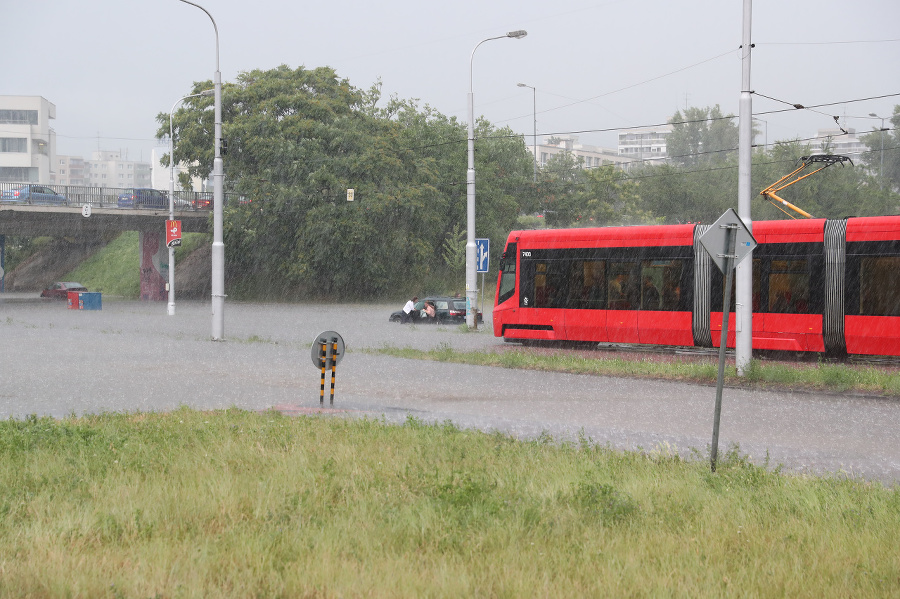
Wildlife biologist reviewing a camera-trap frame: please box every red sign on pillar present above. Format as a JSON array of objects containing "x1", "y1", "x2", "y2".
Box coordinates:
[{"x1": 166, "y1": 220, "x2": 182, "y2": 248}]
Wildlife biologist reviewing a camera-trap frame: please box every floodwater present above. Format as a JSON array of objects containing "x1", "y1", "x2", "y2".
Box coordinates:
[{"x1": 2, "y1": 295, "x2": 899, "y2": 483}]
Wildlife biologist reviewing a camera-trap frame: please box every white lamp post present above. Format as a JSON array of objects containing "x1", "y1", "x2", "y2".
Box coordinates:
[
  {"x1": 517, "y1": 82, "x2": 537, "y2": 183},
  {"x1": 168, "y1": 89, "x2": 213, "y2": 317},
  {"x1": 466, "y1": 30, "x2": 527, "y2": 329},
  {"x1": 177, "y1": 0, "x2": 225, "y2": 340}
]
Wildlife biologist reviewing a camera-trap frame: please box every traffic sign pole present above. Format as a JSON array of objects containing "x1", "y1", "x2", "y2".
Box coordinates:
[
  {"x1": 475, "y1": 238, "x2": 490, "y2": 330},
  {"x1": 711, "y1": 225, "x2": 737, "y2": 473}
]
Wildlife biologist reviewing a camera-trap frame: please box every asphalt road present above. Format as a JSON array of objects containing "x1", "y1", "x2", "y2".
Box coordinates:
[{"x1": 2, "y1": 295, "x2": 899, "y2": 483}]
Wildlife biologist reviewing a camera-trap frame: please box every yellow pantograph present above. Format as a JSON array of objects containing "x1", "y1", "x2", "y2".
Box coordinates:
[{"x1": 759, "y1": 154, "x2": 853, "y2": 219}]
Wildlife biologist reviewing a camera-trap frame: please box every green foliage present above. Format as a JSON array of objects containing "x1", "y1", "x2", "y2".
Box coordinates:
[
  {"x1": 634, "y1": 114, "x2": 899, "y2": 224},
  {"x1": 859, "y1": 104, "x2": 900, "y2": 194},
  {"x1": 441, "y1": 222, "x2": 465, "y2": 271},
  {"x1": 667, "y1": 105, "x2": 740, "y2": 167},
  {"x1": 0, "y1": 236, "x2": 50, "y2": 273},
  {"x1": 156, "y1": 66, "x2": 533, "y2": 299},
  {"x1": 144, "y1": 90, "x2": 898, "y2": 299},
  {"x1": 68, "y1": 232, "x2": 140, "y2": 297}
]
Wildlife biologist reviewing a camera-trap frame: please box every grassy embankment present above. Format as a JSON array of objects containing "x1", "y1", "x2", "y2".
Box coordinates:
[
  {"x1": 1, "y1": 408, "x2": 898, "y2": 597},
  {"x1": 61, "y1": 231, "x2": 207, "y2": 298},
  {"x1": 371, "y1": 342, "x2": 900, "y2": 397}
]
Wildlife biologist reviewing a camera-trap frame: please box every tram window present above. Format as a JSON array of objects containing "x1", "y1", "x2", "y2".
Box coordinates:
[
  {"x1": 607, "y1": 262, "x2": 638, "y2": 310},
  {"x1": 497, "y1": 243, "x2": 516, "y2": 304},
  {"x1": 532, "y1": 261, "x2": 568, "y2": 308},
  {"x1": 714, "y1": 259, "x2": 759, "y2": 313},
  {"x1": 768, "y1": 259, "x2": 810, "y2": 314},
  {"x1": 641, "y1": 259, "x2": 683, "y2": 311},
  {"x1": 567, "y1": 260, "x2": 606, "y2": 309},
  {"x1": 860, "y1": 257, "x2": 900, "y2": 316}
]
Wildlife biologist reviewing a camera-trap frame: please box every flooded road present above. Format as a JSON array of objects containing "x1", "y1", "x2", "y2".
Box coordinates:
[{"x1": 2, "y1": 297, "x2": 899, "y2": 483}]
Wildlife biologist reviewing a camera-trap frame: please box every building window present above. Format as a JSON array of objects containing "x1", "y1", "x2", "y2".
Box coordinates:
[
  {"x1": 0, "y1": 138, "x2": 27, "y2": 153},
  {"x1": 0, "y1": 110, "x2": 38, "y2": 125}
]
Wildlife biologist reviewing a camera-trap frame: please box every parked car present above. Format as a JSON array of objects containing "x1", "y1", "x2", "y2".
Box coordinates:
[
  {"x1": 1, "y1": 184, "x2": 69, "y2": 205},
  {"x1": 389, "y1": 296, "x2": 483, "y2": 324},
  {"x1": 117, "y1": 188, "x2": 169, "y2": 209},
  {"x1": 40, "y1": 281, "x2": 87, "y2": 299}
]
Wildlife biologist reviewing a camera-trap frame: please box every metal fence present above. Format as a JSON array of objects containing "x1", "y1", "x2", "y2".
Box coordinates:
[{"x1": 0, "y1": 182, "x2": 242, "y2": 210}]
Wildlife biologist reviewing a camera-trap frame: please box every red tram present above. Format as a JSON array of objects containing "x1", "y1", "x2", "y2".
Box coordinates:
[{"x1": 493, "y1": 215, "x2": 900, "y2": 357}]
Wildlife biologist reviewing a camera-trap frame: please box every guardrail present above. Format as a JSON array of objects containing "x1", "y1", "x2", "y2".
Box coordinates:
[{"x1": 0, "y1": 183, "x2": 243, "y2": 210}]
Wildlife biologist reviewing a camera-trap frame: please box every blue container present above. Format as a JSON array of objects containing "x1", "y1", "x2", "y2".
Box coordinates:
[{"x1": 79, "y1": 292, "x2": 102, "y2": 310}]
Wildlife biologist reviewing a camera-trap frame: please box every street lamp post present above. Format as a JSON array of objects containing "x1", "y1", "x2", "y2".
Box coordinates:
[
  {"x1": 168, "y1": 89, "x2": 213, "y2": 317},
  {"x1": 177, "y1": 0, "x2": 225, "y2": 341},
  {"x1": 467, "y1": 29, "x2": 527, "y2": 329},
  {"x1": 869, "y1": 112, "x2": 886, "y2": 189},
  {"x1": 517, "y1": 82, "x2": 537, "y2": 183}
]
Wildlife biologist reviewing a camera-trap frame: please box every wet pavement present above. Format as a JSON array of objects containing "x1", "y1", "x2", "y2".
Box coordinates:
[{"x1": 2, "y1": 295, "x2": 899, "y2": 483}]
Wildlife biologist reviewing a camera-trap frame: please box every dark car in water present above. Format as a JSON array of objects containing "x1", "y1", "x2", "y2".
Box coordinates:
[
  {"x1": 40, "y1": 281, "x2": 88, "y2": 299},
  {"x1": 389, "y1": 296, "x2": 483, "y2": 324},
  {"x1": 1, "y1": 184, "x2": 69, "y2": 205}
]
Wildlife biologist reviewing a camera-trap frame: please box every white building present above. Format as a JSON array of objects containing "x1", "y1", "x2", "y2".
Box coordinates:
[
  {"x1": 0, "y1": 95, "x2": 57, "y2": 183},
  {"x1": 525, "y1": 136, "x2": 631, "y2": 170},
  {"x1": 50, "y1": 155, "x2": 86, "y2": 186},
  {"x1": 617, "y1": 124, "x2": 673, "y2": 165},
  {"x1": 84, "y1": 150, "x2": 151, "y2": 189},
  {"x1": 814, "y1": 128, "x2": 867, "y2": 160}
]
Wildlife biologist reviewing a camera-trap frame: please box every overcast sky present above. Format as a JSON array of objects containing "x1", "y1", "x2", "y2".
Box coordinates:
[{"x1": 6, "y1": 0, "x2": 898, "y2": 162}]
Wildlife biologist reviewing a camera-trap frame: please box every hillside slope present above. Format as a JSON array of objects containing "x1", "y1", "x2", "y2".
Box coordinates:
[{"x1": 4, "y1": 237, "x2": 212, "y2": 299}]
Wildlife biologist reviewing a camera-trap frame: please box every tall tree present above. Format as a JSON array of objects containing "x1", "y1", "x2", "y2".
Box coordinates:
[
  {"x1": 667, "y1": 105, "x2": 739, "y2": 167},
  {"x1": 860, "y1": 105, "x2": 900, "y2": 193},
  {"x1": 156, "y1": 65, "x2": 533, "y2": 298}
]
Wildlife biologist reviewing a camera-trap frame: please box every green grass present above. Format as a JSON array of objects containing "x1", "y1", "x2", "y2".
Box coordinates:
[
  {"x1": 369, "y1": 344, "x2": 900, "y2": 396},
  {"x1": 66, "y1": 231, "x2": 139, "y2": 297},
  {"x1": 1, "y1": 409, "x2": 897, "y2": 597},
  {"x1": 65, "y1": 232, "x2": 207, "y2": 299}
]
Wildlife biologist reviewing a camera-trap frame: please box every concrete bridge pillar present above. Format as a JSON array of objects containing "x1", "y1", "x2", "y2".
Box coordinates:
[{"x1": 139, "y1": 231, "x2": 169, "y2": 301}]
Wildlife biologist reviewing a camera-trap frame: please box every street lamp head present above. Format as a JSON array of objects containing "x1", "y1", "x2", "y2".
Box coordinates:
[
  {"x1": 507, "y1": 30, "x2": 527, "y2": 39},
  {"x1": 869, "y1": 113, "x2": 878, "y2": 118},
  {"x1": 200, "y1": 89, "x2": 215, "y2": 97}
]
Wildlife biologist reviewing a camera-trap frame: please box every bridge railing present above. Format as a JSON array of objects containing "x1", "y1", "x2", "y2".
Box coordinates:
[{"x1": 0, "y1": 183, "x2": 244, "y2": 210}]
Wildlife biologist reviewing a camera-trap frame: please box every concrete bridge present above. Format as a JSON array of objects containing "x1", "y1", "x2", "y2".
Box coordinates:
[
  {"x1": 0, "y1": 203, "x2": 210, "y2": 236},
  {"x1": 0, "y1": 202, "x2": 211, "y2": 299}
]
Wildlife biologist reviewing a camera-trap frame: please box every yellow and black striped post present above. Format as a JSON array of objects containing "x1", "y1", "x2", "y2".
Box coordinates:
[
  {"x1": 311, "y1": 331, "x2": 344, "y2": 406},
  {"x1": 329, "y1": 336, "x2": 339, "y2": 405},
  {"x1": 319, "y1": 338, "x2": 328, "y2": 405}
]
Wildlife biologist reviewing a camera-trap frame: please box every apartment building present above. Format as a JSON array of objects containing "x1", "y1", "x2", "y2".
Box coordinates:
[
  {"x1": 50, "y1": 155, "x2": 86, "y2": 186},
  {"x1": 0, "y1": 95, "x2": 57, "y2": 183},
  {"x1": 617, "y1": 124, "x2": 673, "y2": 165},
  {"x1": 525, "y1": 136, "x2": 631, "y2": 170},
  {"x1": 814, "y1": 128, "x2": 867, "y2": 160},
  {"x1": 84, "y1": 150, "x2": 151, "y2": 188}
]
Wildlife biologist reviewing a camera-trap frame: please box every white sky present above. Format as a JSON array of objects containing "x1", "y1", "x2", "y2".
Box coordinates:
[{"x1": 6, "y1": 0, "x2": 899, "y2": 162}]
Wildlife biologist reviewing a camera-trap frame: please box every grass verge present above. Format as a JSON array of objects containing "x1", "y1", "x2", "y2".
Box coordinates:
[
  {"x1": 368, "y1": 344, "x2": 900, "y2": 397},
  {"x1": 1, "y1": 409, "x2": 898, "y2": 597}
]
